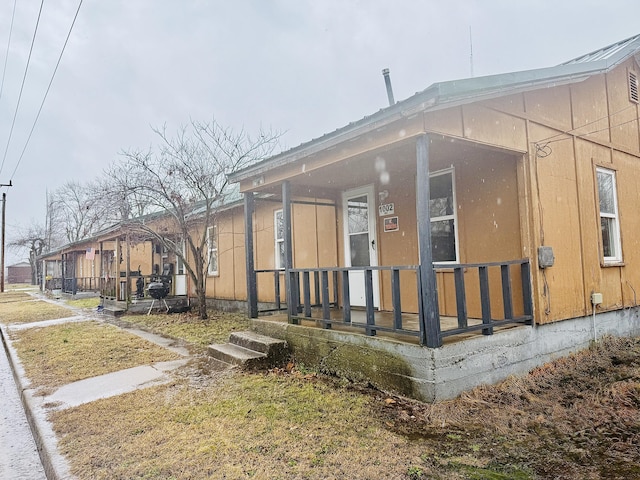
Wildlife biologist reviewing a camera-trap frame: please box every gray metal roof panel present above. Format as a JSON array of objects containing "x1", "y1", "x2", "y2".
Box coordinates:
[{"x1": 560, "y1": 33, "x2": 640, "y2": 66}]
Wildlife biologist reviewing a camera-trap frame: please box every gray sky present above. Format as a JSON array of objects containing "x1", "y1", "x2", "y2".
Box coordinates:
[{"x1": 1, "y1": 0, "x2": 640, "y2": 264}]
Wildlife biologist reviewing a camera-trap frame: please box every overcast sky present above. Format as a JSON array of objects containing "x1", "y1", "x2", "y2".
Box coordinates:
[{"x1": 1, "y1": 0, "x2": 640, "y2": 264}]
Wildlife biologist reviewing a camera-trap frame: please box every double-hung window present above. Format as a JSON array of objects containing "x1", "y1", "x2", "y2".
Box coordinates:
[
  {"x1": 596, "y1": 167, "x2": 622, "y2": 263},
  {"x1": 207, "y1": 225, "x2": 218, "y2": 276},
  {"x1": 274, "y1": 209, "x2": 285, "y2": 269},
  {"x1": 429, "y1": 169, "x2": 458, "y2": 262}
]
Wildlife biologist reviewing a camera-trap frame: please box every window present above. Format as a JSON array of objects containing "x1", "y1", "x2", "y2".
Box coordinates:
[
  {"x1": 429, "y1": 169, "x2": 458, "y2": 262},
  {"x1": 207, "y1": 225, "x2": 218, "y2": 276},
  {"x1": 596, "y1": 167, "x2": 622, "y2": 263},
  {"x1": 274, "y1": 209, "x2": 285, "y2": 269}
]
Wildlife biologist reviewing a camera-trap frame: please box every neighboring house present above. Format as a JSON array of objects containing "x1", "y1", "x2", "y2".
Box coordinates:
[
  {"x1": 228, "y1": 33, "x2": 640, "y2": 400},
  {"x1": 40, "y1": 223, "x2": 163, "y2": 301},
  {"x1": 7, "y1": 261, "x2": 32, "y2": 284}
]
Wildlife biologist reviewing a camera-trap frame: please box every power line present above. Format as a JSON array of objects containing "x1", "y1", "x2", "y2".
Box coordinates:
[
  {"x1": 0, "y1": 0, "x2": 45, "y2": 178},
  {"x1": 0, "y1": 0, "x2": 17, "y2": 103},
  {"x1": 8, "y1": 0, "x2": 84, "y2": 183}
]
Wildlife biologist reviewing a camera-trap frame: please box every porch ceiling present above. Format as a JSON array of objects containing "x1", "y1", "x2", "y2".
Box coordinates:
[{"x1": 251, "y1": 135, "x2": 520, "y2": 198}]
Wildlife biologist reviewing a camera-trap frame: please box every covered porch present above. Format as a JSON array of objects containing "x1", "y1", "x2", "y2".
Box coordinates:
[{"x1": 238, "y1": 132, "x2": 535, "y2": 348}]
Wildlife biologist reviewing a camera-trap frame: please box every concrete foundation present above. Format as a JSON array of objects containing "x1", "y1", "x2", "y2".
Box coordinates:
[{"x1": 251, "y1": 307, "x2": 640, "y2": 402}]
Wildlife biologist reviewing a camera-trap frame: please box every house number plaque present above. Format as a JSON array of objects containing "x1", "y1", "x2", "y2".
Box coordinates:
[{"x1": 378, "y1": 203, "x2": 395, "y2": 216}]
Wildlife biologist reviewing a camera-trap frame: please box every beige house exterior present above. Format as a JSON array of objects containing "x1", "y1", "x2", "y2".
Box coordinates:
[{"x1": 41, "y1": 34, "x2": 640, "y2": 399}]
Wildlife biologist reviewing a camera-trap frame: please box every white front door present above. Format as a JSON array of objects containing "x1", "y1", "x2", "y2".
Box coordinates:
[
  {"x1": 342, "y1": 185, "x2": 380, "y2": 308},
  {"x1": 174, "y1": 240, "x2": 187, "y2": 296}
]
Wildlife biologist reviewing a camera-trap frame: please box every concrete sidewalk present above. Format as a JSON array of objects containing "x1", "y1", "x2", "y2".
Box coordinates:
[{"x1": 0, "y1": 294, "x2": 202, "y2": 480}]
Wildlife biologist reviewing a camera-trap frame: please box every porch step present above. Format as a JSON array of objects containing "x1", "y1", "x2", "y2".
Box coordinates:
[
  {"x1": 101, "y1": 306, "x2": 126, "y2": 317},
  {"x1": 208, "y1": 331, "x2": 288, "y2": 369}
]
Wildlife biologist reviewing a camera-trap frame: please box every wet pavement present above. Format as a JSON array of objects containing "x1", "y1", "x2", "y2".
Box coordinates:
[{"x1": 0, "y1": 341, "x2": 46, "y2": 479}]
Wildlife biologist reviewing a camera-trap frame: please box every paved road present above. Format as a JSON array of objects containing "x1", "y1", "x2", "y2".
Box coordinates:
[{"x1": 0, "y1": 342, "x2": 47, "y2": 480}]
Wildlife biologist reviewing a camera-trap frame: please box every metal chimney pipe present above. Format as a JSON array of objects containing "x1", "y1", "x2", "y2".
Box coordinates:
[{"x1": 382, "y1": 68, "x2": 395, "y2": 106}]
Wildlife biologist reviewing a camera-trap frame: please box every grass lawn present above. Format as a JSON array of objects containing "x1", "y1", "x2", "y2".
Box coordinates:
[
  {"x1": 10, "y1": 321, "x2": 181, "y2": 392},
  {"x1": 4, "y1": 296, "x2": 638, "y2": 479},
  {"x1": 51, "y1": 371, "x2": 432, "y2": 480},
  {"x1": 119, "y1": 310, "x2": 250, "y2": 352},
  {"x1": 64, "y1": 297, "x2": 101, "y2": 310},
  {"x1": 0, "y1": 297, "x2": 75, "y2": 324}
]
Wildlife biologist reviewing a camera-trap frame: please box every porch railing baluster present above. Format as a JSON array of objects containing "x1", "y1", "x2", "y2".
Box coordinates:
[
  {"x1": 391, "y1": 268, "x2": 402, "y2": 330},
  {"x1": 341, "y1": 270, "x2": 351, "y2": 323},
  {"x1": 365, "y1": 268, "x2": 375, "y2": 336},
  {"x1": 303, "y1": 271, "x2": 311, "y2": 317},
  {"x1": 501, "y1": 264, "x2": 513, "y2": 320},
  {"x1": 454, "y1": 266, "x2": 468, "y2": 329},
  {"x1": 314, "y1": 271, "x2": 320, "y2": 305},
  {"x1": 322, "y1": 270, "x2": 331, "y2": 328},
  {"x1": 274, "y1": 271, "x2": 281, "y2": 310},
  {"x1": 478, "y1": 266, "x2": 493, "y2": 335}
]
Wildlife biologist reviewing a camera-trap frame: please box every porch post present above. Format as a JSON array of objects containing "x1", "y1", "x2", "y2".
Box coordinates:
[
  {"x1": 282, "y1": 181, "x2": 296, "y2": 320},
  {"x1": 244, "y1": 192, "x2": 258, "y2": 318},
  {"x1": 416, "y1": 134, "x2": 442, "y2": 347},
  {"x1": 61, "y1": 253, "x2": 66, "y2": 292}
]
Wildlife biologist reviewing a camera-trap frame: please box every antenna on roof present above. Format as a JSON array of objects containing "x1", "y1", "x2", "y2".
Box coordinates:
[{"x1": 469, "y1": 26, "x2": 474, "y2": 78}]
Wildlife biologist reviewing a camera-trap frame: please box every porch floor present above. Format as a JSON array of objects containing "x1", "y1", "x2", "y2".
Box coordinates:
[{"x1": 261, "y1": 307, "x2": 525, "y2": 346}]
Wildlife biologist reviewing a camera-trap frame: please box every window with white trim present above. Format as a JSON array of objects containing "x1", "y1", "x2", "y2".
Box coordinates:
[
  {"x1": 274, "y1": 209, "x2": 285, "y2": 269},
  {"x1": 207, "y1": 225, "x2": 218, "y2": 276},
  {"x1": 429, "y1": 169, "x2": 458, "y2": 262},
  {"x1": 596, "y1": 167, "x2": 622, "y2": 263}
]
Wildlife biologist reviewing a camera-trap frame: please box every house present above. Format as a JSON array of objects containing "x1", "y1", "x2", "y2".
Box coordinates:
[
  {"x1": 7, "y1": 261, "x2": 32, "y2": 284},
  {"x1": 39, "y1": 34, "x2": 640, "y2": 402},
  {"x1": 40, "y1": 222, "x2": 178, "y2": 306},
  {"x1": 228, "y1": 33, "x2": 640, "y2": 401}
]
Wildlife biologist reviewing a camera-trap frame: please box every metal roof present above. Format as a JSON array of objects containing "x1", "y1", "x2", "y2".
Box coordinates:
[
  {"x1": 560, "y1": 33, "x2": 640, "y2": 66},
  {"x1": 230, "y1": 33, "x2": 640, "y2": 183}
]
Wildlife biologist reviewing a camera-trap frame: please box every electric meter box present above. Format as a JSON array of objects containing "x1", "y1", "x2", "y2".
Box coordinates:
[{"x1": 538, "y1": 246, "x2": 555, "y2": 269}]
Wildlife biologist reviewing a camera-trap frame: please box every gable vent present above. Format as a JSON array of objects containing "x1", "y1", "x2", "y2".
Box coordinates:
[{"x1": 629, "y1": 70, "x2": 639, "y2": 103}]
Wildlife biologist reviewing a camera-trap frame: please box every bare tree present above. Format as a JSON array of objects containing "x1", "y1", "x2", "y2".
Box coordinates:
[
  {"x1": 108, "y1": 119, "x2": 281, "y2": 319},
  {"x1": 8, "y1": 223, "x2": 49, "y2": 284},
  {"x1": 49, "y1": 180, "x2": 116, "y2": 243}
]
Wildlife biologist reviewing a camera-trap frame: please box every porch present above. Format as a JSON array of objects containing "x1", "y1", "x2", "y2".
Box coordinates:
[{"x1": 238, "y1": 133, "x2": 535, "y2": 348}]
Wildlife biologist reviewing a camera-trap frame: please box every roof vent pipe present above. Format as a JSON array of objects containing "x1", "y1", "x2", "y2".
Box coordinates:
[{"x1": 382, "y1": 68, "x2": 395, "y2": 106}]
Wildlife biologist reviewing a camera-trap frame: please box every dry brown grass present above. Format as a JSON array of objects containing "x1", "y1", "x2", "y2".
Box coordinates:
[
  {"x1": 378, "y1": 335, "x2": 640, "y2": 479},
  {"x1": 119, "y1": 310, "x2": 250, "y2": 352},
  {"x1": 11, "y1": 321, "x2": 181, "y2": 391},
  {"x1": 0, "y1": 298, "x2": 74, "y2": 324},
  {"x1": 51, "y1": 371, "x2": 432, "y2": 480},
  {"x1": 0, "y1": 291, "x2": 32, "y2": 303},
  {"x1": 6, "y1": 292, "x2": 638, "y2": 479},
  {"x1": 64, "y1": 297, "x2": 101, "y2": 310}
]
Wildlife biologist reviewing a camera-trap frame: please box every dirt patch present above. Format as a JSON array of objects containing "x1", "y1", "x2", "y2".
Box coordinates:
[{"x1": 372, "y1": 335, "x2": 640, "y2": 479}]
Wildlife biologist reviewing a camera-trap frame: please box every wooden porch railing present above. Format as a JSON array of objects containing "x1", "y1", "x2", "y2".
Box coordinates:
[
  {"x1": 61, "y1": 277, "x2": 102, "y2": 294},
  {"x1": 259, "y1": 258, "x2": 533, "y2": 346}
]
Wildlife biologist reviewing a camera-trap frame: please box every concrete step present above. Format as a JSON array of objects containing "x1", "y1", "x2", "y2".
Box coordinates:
[
  {"x1": 208, "y1": 332, "x2": 289, "y2": 369},
  {"x1": 208, "y1": 343, "x2": 267, "y2": 368},
  {"x1": 229, "y1": 331, "x2": 287, "y2": 355},
  {"x1": 100, "y1": 306, "x2": 126, "y2": 317}
]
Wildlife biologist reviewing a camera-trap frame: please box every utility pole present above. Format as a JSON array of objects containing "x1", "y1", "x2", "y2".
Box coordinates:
[{"x1": 1, "y1": 181, "x2": 13, "y2": 293}]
